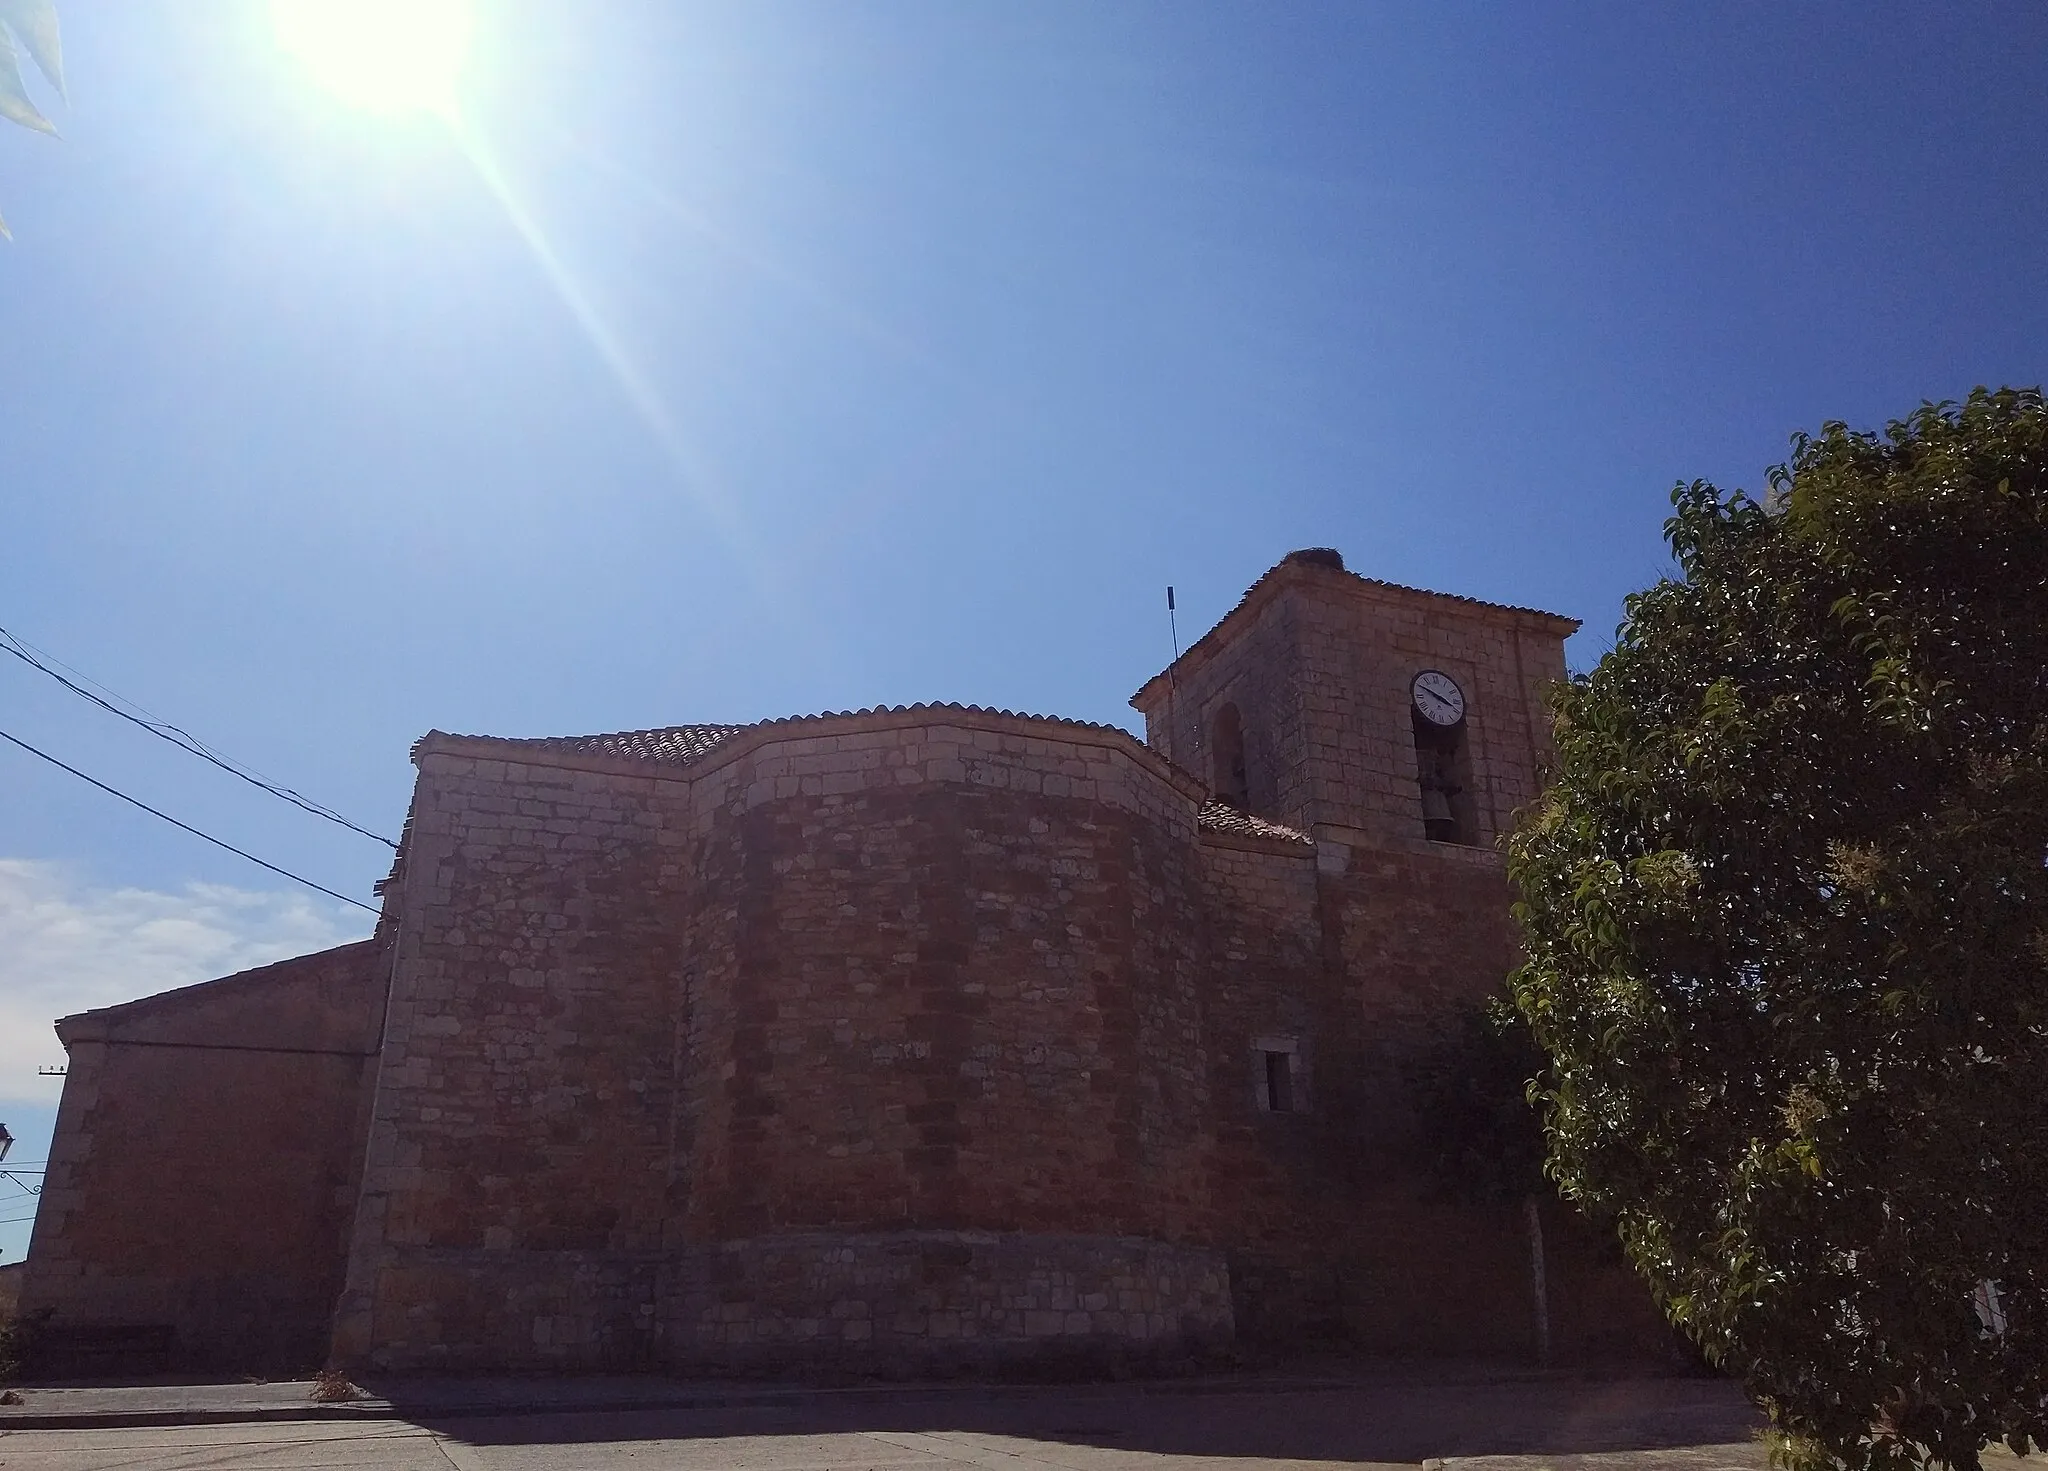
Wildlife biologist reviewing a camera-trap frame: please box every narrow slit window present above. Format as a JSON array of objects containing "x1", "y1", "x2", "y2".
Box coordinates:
[{"x1": 1262, "y1": 1050, "x2": 1294, "y2": 1113}]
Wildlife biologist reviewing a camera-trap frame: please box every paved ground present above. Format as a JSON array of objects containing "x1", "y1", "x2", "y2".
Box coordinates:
[{"x1": 0, "y1": 1376, "x2": 1768, "y2": 1471}]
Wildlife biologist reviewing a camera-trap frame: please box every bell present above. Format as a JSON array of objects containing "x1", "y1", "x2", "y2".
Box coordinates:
[{"x1": 1421, "y1": 787, "x2": 1455, "y2": 825}]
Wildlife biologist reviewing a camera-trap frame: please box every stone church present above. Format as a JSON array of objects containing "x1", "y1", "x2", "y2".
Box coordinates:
[{"x1": 20, "y1": 549, "x2": 1668, "y2": 1375}]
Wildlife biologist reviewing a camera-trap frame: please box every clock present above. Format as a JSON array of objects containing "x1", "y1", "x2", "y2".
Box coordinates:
[{"x1": 1412, "y1": 670, "x2": 1466, "y2": 727}]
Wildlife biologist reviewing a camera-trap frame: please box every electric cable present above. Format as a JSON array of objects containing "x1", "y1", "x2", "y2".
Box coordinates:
[
  {"x1": 0, "y1": 625, "x2": 398, "y2": 848},
  {"x1": 0, "y1": 726, "x2": 380, "y2": 915}
]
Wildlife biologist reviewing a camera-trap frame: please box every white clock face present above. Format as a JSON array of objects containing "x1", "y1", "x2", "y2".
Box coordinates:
[{"x1": 1412, "y1": 670, "x2": 1466, "y2": 726}]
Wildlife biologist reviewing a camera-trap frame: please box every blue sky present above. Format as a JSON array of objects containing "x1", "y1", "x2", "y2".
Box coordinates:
[{"x1": 2, "y1": 1, "x2": 2045, "y2": 1259}]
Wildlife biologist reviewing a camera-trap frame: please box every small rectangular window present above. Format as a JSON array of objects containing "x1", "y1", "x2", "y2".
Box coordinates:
[{"x1": 1263, "y1": 1050, "x2": 1294, "y2": 1113}]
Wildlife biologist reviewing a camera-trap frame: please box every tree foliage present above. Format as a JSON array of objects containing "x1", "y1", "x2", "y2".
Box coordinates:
[
  {"x1": 0, "y1": 0, "x2": 64, "y2": 241},
  {"x1": 1508, "y1": 387, "x2": 2048, "y2": 1470}
]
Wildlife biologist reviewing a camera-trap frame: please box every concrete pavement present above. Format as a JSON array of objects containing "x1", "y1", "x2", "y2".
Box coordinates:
[{"x1": 0, "y1": 1374, "x2": 1768, "y2": 1470}]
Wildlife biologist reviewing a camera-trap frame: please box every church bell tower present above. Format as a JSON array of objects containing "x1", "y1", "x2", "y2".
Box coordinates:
[{"x1": 1129, "y1": 549, "x2": 1577, "y2": 854}]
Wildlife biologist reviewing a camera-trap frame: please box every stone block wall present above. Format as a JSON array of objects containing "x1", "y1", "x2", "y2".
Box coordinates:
[
  {"x1": 335, "y1": 711, "x2": 1228, "y2": 1371},
  {"x1": 1135, "y1": 560, "x2": 1574, "y2": 848},
  {"x1": 1147, "y1": 597, "x2": 1312, "y2": 825},
  {"x1": 682, "y1": 783, "x2": 1212, "y2": 1243},
  {"x1": 21, "y1": 942, "x2": 386, "y2": 1374},
  {"x1": 325, "y1": 695, "x2": 1675, "y2": 1373},
  {"x1": 1188, "y1": 831, "x2": 1332, "y2": 1257},
  {"x1": 330, "y1": 749, "x2": 700, "y2": 1369},
  {"x1": 355, "y1": 1251, "x2": 665, "y2": 1370},
  {"x1": 25, "y1": 561, "x2": 1682, "y2": 1379},
  {"x1": 1202, "y1": 831, "x2": 1674, "y2": 1362},
  {"x1": 663, "y1": 1230, "x2": 1232, "y2": 1374},
  {"x1": 1285, "y1": 580, "x2": 1568, "y2": 845}
]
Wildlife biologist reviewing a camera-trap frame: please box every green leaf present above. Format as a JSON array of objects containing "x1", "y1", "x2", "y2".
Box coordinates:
[
  {"x1": 0, "y1": 22, "x2": 56, "y2": 134},
  {"x1": 0, "y1": 0, "x2": 62, "y2": 96}
]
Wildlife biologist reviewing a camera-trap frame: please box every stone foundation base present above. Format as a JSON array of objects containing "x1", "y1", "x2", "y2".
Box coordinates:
[
  {"x1": 336, "y1": 1232, "x2": 1233, "y2": 1373},
  {"x1": 333, "y1": 1249, "x2": 663, "y2": 1372},
  {"x1": 662, "y1": 1231, "x2": 1233, "y2": 1374}
]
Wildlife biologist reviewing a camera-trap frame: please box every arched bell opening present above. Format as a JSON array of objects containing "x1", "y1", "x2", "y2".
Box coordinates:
[
  {"x1": 1211, "y1": 703, "x2": 1249, "y2": 812},
  {"x1": 1412, "y1": 709, "x2": 1478, "y2": 844}
]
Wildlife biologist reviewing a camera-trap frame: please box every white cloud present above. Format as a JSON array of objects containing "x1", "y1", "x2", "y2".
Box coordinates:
[{"x1": 0, "y1": 859, "x2": 371, "y2": 1104}]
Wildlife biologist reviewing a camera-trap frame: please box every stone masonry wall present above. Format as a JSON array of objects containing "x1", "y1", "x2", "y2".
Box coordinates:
[
  {"x1": 23, "y1": 942, "x2": 387, "y2": 1374},
  {"x1": 1190, "y1": 824, "x2": 1672, "y2": 1362},
  {"x1": 1144, "y1": 592, "x2": 1313, "y2": 832},
  {"x1": 330, "y1": 751, "x2": 699, "y2": 1370},
  {"x1": 330, "y1": 691, "x2": 1673, "y2": 1371},
  {"x1": 29, "y1": 562, "x2": 1679, "y2": 1377},
  {"x1": 1137, "y1": 562, "x2": 1573, "y2": 848},
  {"x1": 1126, "y1": 565, "x2": 1667, "y2": 1359},
  {"x1": 1286, "y1": 581, "x2": 1568, "y2": 845},
  {"x1": 1189, "y1": 829, "x2": 1352, "y2": 1341},
  {"x1": 680, "y1": 784, "x2": 1210, "y2": 1245},
  {"x1": 1317, "y1": 838, "x2": 1542, "y2": 1355},
  {"x1": 334, "y1": 712, "x2": 1226, "y2": 1371},
  {"x1": 663, "y1": 1231, "x2": 1232, "y2": 1374}
]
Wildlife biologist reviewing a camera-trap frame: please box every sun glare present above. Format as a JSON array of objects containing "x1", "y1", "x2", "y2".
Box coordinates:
[{"x1": 272, "y1": 0, "x2": 474, "y2": 118}]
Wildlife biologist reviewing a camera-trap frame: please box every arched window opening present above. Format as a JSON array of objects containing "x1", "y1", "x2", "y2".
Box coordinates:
[
  {"x1": 1212, "y1": 703, "x2": 1249, "y2": 811},
  {"x1": 1413, "y1": 711, "x2": 1478, "y2": 845}
]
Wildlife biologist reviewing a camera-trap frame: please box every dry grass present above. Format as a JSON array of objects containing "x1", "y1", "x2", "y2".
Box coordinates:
[{"x1": 310, "y1": 1368, "x2": 364, "y2": 1402}]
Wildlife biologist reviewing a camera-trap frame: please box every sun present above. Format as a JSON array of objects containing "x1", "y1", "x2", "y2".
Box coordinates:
[{"x1": 272, "y1": 0, "x2": 475, "y2": 118}]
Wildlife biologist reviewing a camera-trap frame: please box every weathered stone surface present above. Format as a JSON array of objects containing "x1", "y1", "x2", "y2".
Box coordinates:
[
  {"x1": 663, "y1": 1231, "x2": 1231, "y2": 1374},
  {"x1": 19, "y1": 943, "x2": 387, "y2": 1373}
]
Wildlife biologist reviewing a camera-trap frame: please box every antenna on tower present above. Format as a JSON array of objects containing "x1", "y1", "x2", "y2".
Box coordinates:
[{"x1": 1164, "y1": 586, "x2": 1182, "y2": 766}]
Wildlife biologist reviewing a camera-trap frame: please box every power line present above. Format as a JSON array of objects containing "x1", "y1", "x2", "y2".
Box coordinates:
[
  {"x1": 0, "y1": 625, "x2": 398, "y2": 848},
  {"x1": 0, "y1": 726, "x2": 380, "y2": 916}
]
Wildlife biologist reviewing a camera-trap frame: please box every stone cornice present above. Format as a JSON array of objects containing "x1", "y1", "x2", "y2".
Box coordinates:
[{"x1": 414, "y1": 703, "x2": 1213, "y2": 807}]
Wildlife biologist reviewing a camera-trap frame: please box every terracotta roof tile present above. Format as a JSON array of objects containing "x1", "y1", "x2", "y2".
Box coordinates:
[
  {"x1": 430, "y1": 704, "x2": 1158, "y2": 773},
  {"x1": 424, "y1": 711, "x2": 1299, "y2": 841},
  {"x1": 501, "y1": 724, "x2": 749, "y2": 766},
  {"x1": 1196, "y1": 801, "x2": 1312, "y2": 845}
]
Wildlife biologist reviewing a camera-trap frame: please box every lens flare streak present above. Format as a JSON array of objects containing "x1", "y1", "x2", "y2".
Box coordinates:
[{"x1": 452, "y1": 121, "x2": 745, "y2": 539}]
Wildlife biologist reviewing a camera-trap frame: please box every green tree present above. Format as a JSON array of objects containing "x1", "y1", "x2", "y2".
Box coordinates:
[
  {"x1": 0, "y1": 0, "x2": 64, "y2": 240},
  {"x1": 1508, "y1": 386, "x2": 2048, "y2": 1470}
]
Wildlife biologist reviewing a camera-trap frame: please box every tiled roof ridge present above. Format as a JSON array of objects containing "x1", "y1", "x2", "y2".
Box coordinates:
[
  {"x1": 420, "y1": 702, "x2": 1155, "y2": 770},
  {"x1": 1131, "y1": 559, "x2": 1578, "y2": 707},
  {"x1": 1338, "y1": 568, "x2": 1577, "y2": 625},
  {"x1": 1195, "y1": 800, "x2": 1313, "y2": 846},
  {"x1": 414, "y1": 713, "x2": 1313, "y2": 845}
]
